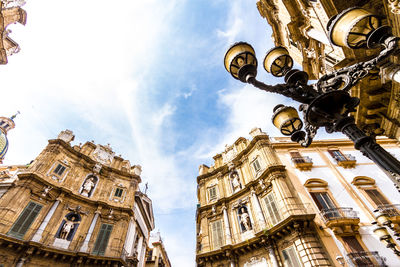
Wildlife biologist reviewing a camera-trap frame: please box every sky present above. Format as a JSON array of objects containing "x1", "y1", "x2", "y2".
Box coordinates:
[{"x1": 0, "y1": 1, "x2": 342, "y2": 266}]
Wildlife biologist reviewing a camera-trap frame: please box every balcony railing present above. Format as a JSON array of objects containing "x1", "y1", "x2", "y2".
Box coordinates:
[
  {"x1": 347, "y1": 251, "x2": 387, "y2": 267},
  {"x1": 333, "y1": 153, "x2": 356, "y2": 168},
  {"x1": 291, "y1": 156, "x2": 313, "y2": 171},
  {"x1": 320, "y1": 207, "x2": 359, "y2": 223},
  {"x1": 375, "y1": 204, "x2": 400, "y2": 217}
]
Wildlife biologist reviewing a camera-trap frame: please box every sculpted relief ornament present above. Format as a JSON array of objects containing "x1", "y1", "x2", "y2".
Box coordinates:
[
  {"x1": 230, "y1": 171, "x2": 242, "y2": 193},
  {"x1": 92, "y1": 144, "x2": 115, "y2": 166},
  {"x1": 388, "y1": 0, "x2": 400, "y2": 14}
]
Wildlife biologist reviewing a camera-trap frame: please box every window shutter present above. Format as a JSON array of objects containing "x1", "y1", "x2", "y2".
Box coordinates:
[
  {"x1": 9, "y1": 202, "x2": 42, "y2": 238},
  {"x1": 208, "y1": 187, "x2": 217, "y2": 200},
  {"x1": 290, "y1": 152, "x2": 305, "y2": 163},
  {"x1": 282, "y1": 246, "x2": 302, "y2": 267},
  {"x1": 264, "y1": 193, "x2": 282, "y2": 225},
  {"x1": 364, "y1": 189, "x2": 389, "y2": 206},
  {"x1": 310, "y1": 192, "x2": 337, "y2": 211},
  {"x1": 211, "y1": 220, "x2": 223, "y2": 248},
  {"x1": 54, "y1": 164, "x2": 66, "y2": 176},
  {"x1": 93, "y1": 224, "x2": 113, "y2": 255},
  {"x1": 253, "y1": 159, "x2": 261, "y2": 172}
]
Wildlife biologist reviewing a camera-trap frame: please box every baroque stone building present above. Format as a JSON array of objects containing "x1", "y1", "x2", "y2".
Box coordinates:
[
  {"x1": 256, "y1": 0, "x2": 400, "y2": 140},
  {"x1": 145, "y1": 232, "x2": 171, "y2": 267},
  {"x1": 195, "y1": 128, "x2": 400, "y2": 267},
  {"x1": 0, "y1": 130, "x2": 154, "y2": 266},
  {"x1": 0, "y1": 0, "x2": 27, "y2": 64}
]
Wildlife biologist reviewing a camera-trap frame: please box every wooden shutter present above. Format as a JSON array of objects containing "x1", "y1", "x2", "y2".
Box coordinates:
[
  {"x1": 9, "y1": 202, "x2": 42, "y2": 238},
  {"x1": 54, "y1": 164, "x2": 66, "y2": 176},
  {"x1": 208, "y1": 187, "x2": 217, "y2": 200},
  {"x1": 264, "y1": 192, "x2": 282, "y2": 225},
  {"x1": 253, "y1": 159, "x2": 261, "y2": 172},
  {"x1": 328, "y1": 150, "x2": 346, "y2": 161},
  {"x1": 364, "y1": 189, "x2": 389, "y2": 206},
  {"x1": 211, "y1": 220, "x2": 223, "y2": 248},
  {"x1": 310, "y1": 192, "x2": 336, "y2": 211},
  {"x1": 282, "y1": 246, "x2": 301, "y2": 267},
  {"x1": 93, "y1": 224, "x2": 113, "y2": 255}
]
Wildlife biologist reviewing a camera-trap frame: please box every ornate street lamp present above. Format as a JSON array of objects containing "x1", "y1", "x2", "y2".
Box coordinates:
[{"x1": 224, "y1": 7, "x2": 400, "y2": 187}]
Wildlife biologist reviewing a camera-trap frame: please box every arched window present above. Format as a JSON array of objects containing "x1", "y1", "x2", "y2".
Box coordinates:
[{"x1": 55, "y1": 212, "x2": 81, "y2": 241}]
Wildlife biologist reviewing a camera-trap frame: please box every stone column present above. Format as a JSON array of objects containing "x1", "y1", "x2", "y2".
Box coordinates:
[
  {"x1": 31, "y1": 199, "x2": 60, "y2": 242},
  {"x1": 268, "y1": 246, "x2": 279, "y2": 267},
  {"x1": 80, "y1": 210, "x2": 100, "y2": 252},
  {"x1": 136, "y1": 236, "x2": 144, "y2": 267},
  {"x1": 123, "y1": 218, "x2": 134, "y2": 255},
  {"x1": 222, "y1": 206, "x2": 232, "y2": 245},
  {"x1": 270, "y1": 173, "x2": 298, "y2": 217},
  {"x1": 250, "y1": 189, "x2": 266, "y2": 230}
]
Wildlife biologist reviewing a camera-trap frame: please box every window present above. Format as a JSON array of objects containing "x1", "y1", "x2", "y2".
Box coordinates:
[
  {"x1": 363, "y1": 189, "x2": 390, "y2": 207},
  {"x1": 342, "y1": 236, "x2": 373, "y2": 266},
  {"x1": 290, "y1": 151, "x2": 305, "y2": 164},
  {"x1": 53, "y1": 164, "x2": 66, "y2": 176},
  {"x1": 328, "y1": 150, "x2": 347, "y2": 162},
  {"x1": 264, "y1": 192, "x2": 282, "y2": 225},
  {"x1": 93, "y1": 224, "x2": 113, "y2": 256},
  {"x1": 253, "y1": 158, "x2": 261, "y2": 173},
  {"x1": 8, "y1": 202, "x2": 42, "y2": 239},
  {"x1": 310, "y1": 192, "x2": 340, "y2": 219},
  {"x1": 208, "y1": 186, "x2": 217, "y2": 202},
  {"x1": 114, "y1": 188, "x2": 124, "y2": 198},
  {"x1": 210, "y1": 220, "x2": 224, "y2": 249},
  {"x1": 282, "y1": 246, "x2": 302, "y2": 267}
]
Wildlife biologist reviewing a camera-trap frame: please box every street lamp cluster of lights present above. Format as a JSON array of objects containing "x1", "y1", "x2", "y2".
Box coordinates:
[{"x1": 224, "y1": 7, "x2": 400, "y2": 256}]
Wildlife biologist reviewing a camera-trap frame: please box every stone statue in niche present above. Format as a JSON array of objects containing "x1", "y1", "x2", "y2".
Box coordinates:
[
  {"x1": 230, "y1": 171, "x2": 242, "y2": 193},
  {"x1": 59, "y1": 215, "x2": 77, "y2": 239},
  {"x1": 239, "y1": 206, "x2": 252, "y2": 232},
  {"x1": 80, "y1": 175, "x2": 97, "y2": 197}
]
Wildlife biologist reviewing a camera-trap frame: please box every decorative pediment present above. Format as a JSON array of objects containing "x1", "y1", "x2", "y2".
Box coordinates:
[
  {"x1": 304, "y1": 178, "x2": 328, "y2": 188},
  {"x1": 92, "y1": 144, "x2": 115, "y2": 165},
  {"x1": 351, "y1": 176, "x2": 375, "y2": 186}
]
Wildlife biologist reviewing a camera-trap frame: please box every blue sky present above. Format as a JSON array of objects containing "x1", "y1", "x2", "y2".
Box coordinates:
[{"x1": 0, "y1": 1, "x2": 343, "y2": 266}]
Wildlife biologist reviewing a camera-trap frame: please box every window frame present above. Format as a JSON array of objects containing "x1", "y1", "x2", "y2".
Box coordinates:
[
  {"x1": 207, "y1": 185, "x2": 218, "y2": 203},
  {"x1": 263, "y1": 191, "x2": 282, "y2": 227},
  {"x1": 209, "y1": 219, "x2": 224, "y2": 249},
  {"x1": 8, "y1": 201, "x2": 43, "y2": 239},
  {"x1": 48, "y1": 161, "x2": 70, "y2": 182},
  {"x1": 92, "y1": 223, "x2": 113, "y2": 256},
  {"x1": 282, "y1": 245, "x2": 302, "y2": 267}
]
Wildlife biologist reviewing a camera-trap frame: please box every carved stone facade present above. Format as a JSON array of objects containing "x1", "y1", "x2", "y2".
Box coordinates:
[
  {"x1": 145, "y1": 232, "x2": 171, "y2": 267},
  {"x1": 0, "y1": 130, "x2": 155, "y2": 266},
  {"x1": 256, "y1": 0, "x2": 400, "y2": 141},
  {"x1": 0, "y1": 0, "x2": 27, "y2": 64},
  {"x1": 196, "y1": 129, "x2": 332, "y2": 267},
  {"x1": 196, "y1": 128, "x2": 400, "y2": 266}
]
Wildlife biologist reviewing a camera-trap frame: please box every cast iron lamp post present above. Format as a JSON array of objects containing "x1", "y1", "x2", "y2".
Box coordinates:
[{"x1": 224, "y1": 7, "x2": 400, "y2": 186}]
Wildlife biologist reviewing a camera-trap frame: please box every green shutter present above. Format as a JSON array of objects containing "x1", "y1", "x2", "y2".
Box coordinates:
[
  {"x1": 264, "y1": 193, "x2": 282, "y2": 225},
  {"x1": 8, "y1": 202, "x2": 42, "y2": 239},
  {"x1": 93, "y1": 224, "x2": 113, "y2": 255}
]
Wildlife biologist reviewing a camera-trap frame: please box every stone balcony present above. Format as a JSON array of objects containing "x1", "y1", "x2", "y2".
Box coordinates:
[
  {"x1": 320, "y1": 207, "x2": 360, "y2": 235},
  {"x1": 347, "y1": 251, "x2": 387, "y2": 267},
  {"x1": 291, "y1": 156, "x2": 313, "y2": 171},
  {"x1": 334, "y1": 154, "x2": 357, "y2": 168}
]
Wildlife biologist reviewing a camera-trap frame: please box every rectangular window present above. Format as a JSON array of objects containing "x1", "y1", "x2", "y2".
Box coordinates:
[
  {"x1": 364, "y1": 189, "x2": 389, "y2": 206},
  {"x1": 264, "y1": 192, "x2": 282, "y2": 225},
  {"x1": 93, "y1": 223, "x2": 113, "y2": 256},
  {"x1": 253, "y1": 159, "x2": 261, "y2": 172},
  {"x1": 310, "y1": 192, "x2": 340, "y2": 219},
  {"x1": 114, "y1": 188, "x2": 123, "y2": 198},
  {"x1": 208, "y1": 186, "x2": 217, "y2": 201},
  {"x1": 282, "y1": 246, "x2": 302, "y2": 267},
  {"x1": 53, "y1": 164, "x2": 66, "y2": 176},
  {"x1": 328, "y1": 150, "x2": 347, "y2": 162},
  {"x1": 290, "y1": 152, "x2": 305, "y2": 164},
  {"x1": 8, "y1": 201, "x2": 42, "y2": 239},
  {"x1": 210, "y1": 220, "x2": 224, "y2": 249},
  {"x1": 342, "y1": 236, "x2": 373, "y2": 266}
]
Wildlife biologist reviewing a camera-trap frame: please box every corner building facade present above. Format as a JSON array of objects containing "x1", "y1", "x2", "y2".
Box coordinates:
[
  {"x1": 256, "y1": 0, "x2": 400, "y2": 140},
  {"x1": 195, "y1": 128, "x2": 400, "y2": 267},
  {"x1": 0, "y1": 130, "x2": 154, "y2": 267}
]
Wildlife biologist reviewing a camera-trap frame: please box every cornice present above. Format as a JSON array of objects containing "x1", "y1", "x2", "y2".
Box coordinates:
[
  {"x1": 47, "y1": 139, "x2": 141, "y2": 183},
  {"x1": 16, "y1": 172, "x2": 135, "y2": 216},
  {"x1": 197, "y1": 135, "x2": 270, "y2": 182}
]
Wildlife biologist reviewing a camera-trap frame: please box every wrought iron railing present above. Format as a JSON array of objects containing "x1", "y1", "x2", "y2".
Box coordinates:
[
  {"x1": 320, "y1": 207, "x2": 359, "y2": 223},
  {"x1": 291, "y1": 156, "x2": 313, "y2": 164},
  {"x1": 347, "y1": 251, "x2": 387, "y2": 267},
  {"x1": 333, "y1": 153, "x2": 356, "y2": 162},
  {"x1": 375, "y1": 204, "x2": 400, "y2": 217}
]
